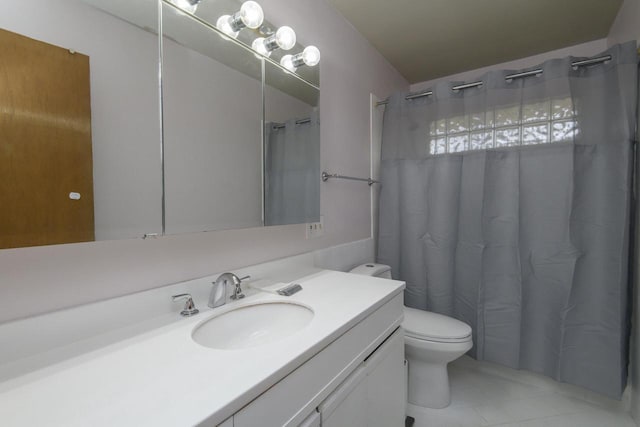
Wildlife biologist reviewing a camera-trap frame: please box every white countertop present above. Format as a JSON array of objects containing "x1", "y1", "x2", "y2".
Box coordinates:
[{"x1": 0, "y1": 270, "x2": 404, "y2": 426}]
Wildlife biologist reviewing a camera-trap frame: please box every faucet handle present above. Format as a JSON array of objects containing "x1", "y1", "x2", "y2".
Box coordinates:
[
  {"x1": 172, "y1": 293, "x2": 199, "y2": 317},
  {"x1": 231, "y1": 282, "x2": 245, "y2": 300},
  {"x1": 230, "y1": 275, "x2": 249, "y2": 300}
]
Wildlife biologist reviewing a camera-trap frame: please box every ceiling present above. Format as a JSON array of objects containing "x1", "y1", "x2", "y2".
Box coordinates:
[{"x1": 327, "y1": 0, "x2": 624, "y2": 83}]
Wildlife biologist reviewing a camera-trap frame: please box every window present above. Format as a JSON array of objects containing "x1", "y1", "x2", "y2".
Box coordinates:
[{"x1": 428, "y1": 98, "x2": 578, "y2": 155}]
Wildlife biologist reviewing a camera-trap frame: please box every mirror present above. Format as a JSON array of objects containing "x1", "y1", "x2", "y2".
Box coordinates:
[
  {"x1": 161, "y1": 2, "x2": 264, "y2": 233},
  {"x1": 159, "y1": 0, "x2": 320, "y2": 233},
  {"x1": 263, "y1": 61, "x2": 320, "y2": 226},
  {"x1": 0, "y1": 0, "x2": 320, "y2": 250},
  {"x1": 0, "y1": 0, "x2": 162, "y2": 249}
]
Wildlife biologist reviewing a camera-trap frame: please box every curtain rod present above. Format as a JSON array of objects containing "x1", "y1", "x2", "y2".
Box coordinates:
[
  {"x1": 321, "y1": 171, "x2": 380, "y2": 186},
  {"x1": 272, "y1": 117, "x2": 311, "y2": 130},
  {"x1": 376, "y1": 54, "x2": 613, "y2": 106}
]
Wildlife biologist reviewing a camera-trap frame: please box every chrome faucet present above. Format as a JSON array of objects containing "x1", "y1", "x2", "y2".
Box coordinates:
[{"x1": 209, "y1": 273, "x2": 250, "y2": 308}]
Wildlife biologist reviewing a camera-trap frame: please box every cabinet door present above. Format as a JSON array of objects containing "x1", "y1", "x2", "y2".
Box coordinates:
[
  {"x1": 319, "y1": 366, "x2": 367, "y2": 427},
  {"x1": 364, "y1": 328, "x2": 405, "y2": 427}
]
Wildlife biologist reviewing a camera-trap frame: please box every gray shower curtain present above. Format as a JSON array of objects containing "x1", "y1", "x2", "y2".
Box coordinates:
[
  {"x1": 264, "y1": 111, "x2": 320, "y2": 225},
  {"x1": 378, "y1": 42, "x2": 638, "y2": 398}
]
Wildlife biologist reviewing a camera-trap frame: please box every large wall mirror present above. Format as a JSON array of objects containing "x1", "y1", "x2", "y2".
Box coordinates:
[
  {"x1": 0, "y1": 0, "x2": 320, "y2": 249},
  {"x1": 0, "y1": 0, "x2": 163, "y2": 250}
]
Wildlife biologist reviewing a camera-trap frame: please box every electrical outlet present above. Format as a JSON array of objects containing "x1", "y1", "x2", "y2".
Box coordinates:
[{"x1": 306, "y1": 216, "x2": 324, "y2": 239}]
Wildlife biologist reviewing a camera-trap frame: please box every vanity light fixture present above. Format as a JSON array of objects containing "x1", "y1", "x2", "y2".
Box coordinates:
[
  {"x1": 170, "y1": 0, "x2": 201, "y2": 14},
  {"x1": 251, "y1": 26, "x2": 296, "y2": 57},
  {"x1": 280, "y1": 45, "x2": 321, "y2": 72},
  {"x1": 216, "y1": 1, "x2": 264, "y2": 39}
]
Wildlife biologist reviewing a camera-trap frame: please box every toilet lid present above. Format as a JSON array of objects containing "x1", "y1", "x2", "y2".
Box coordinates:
[{"x1": 403, "y1": 307, "x2": 472, "y2": 342}]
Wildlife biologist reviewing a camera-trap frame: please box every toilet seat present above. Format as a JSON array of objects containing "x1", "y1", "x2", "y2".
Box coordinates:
[{"x1": 403, "y1": 307, "x2": 472, "y2": 343}]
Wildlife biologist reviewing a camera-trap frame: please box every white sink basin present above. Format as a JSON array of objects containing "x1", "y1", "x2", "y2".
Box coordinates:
[{"x1": 192, "y1": 302, "x2": 314, "y2": 350}]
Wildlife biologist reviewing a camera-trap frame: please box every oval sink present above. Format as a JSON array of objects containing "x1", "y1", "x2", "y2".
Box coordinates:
[{"x1": 192, "y1": 302, "x2": 314, "y2": 350}]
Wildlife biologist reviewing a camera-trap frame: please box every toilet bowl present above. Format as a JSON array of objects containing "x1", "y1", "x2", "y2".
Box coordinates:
[
  {"x1": 349, "y1": 263, "x2": 473, "y2": 409},
  {"x1": 403, "y1": 307, "x2": 472, "y2": 408}
]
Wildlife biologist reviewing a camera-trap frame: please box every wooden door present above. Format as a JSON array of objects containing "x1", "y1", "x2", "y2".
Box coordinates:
[{"x1": 0, "y1": 28, "x2": 94, "y2": 249}]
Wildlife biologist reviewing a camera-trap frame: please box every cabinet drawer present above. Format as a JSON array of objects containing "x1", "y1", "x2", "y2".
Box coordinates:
[{"x1": 233, "y1": 293, "x2": 403, "y2": 427}]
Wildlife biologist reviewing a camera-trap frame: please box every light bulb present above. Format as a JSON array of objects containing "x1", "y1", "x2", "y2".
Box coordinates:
[
  {"x1": 302, "y1": 45, "x2": 320, "y2": 66},
  {"x1": 171, "y1": 0, "x2": 198, "y2": 14},
  {"x1": 251, "y1": 37, "x2": 271, "y2": 57},
  {"x1": 275, "y1": 26, "x2": 296, "y2": 50},
  {"x1": 239, "y1": 1, "x2": 264, "y2": 29},
  {"x1": 284, "y1": 45, "x2": 321, "y2": 71},
  {"x1": 216, "y1": 15, "x2": 239, "y2": 38},
  {"x1": 280, "y1": 55, "x2": 296, "y2": 72}
]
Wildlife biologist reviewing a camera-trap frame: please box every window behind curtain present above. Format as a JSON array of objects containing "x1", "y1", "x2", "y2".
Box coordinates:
[{"x1": 429, "y1": 97, "x2": 578, "y2": 155}]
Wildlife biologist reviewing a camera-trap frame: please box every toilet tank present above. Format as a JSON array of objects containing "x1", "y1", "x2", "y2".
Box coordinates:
[{"x1": 349, "y1": 263, "x2": 392, "y2": 279}]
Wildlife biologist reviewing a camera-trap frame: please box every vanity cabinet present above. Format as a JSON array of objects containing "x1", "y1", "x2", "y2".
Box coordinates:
[
  {"x1": 318, "y1": 328, "x2": 404, "y2": 427},
  {"x1": 230, "y1": 293, "x2": 405, "y2": 427}
]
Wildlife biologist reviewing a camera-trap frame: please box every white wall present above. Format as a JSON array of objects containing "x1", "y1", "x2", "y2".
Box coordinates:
[
  {"x1": 608, "y1": 0, "x2": 640, "y2": 47},
  {"x1": 0, "y1": 0, "x2": 408, "y2": 324}
]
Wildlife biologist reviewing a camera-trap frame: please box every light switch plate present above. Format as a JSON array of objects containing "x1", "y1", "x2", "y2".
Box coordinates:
[{"x1": 306, "y1": 216, "x2": 324, "y2": 239}]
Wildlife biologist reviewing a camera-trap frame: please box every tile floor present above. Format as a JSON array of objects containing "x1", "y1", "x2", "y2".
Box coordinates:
[{"x1": 407, "y1": 356, "x2": 636, "y2": 427}]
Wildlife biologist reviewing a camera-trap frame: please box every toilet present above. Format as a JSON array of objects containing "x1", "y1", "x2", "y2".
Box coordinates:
[{"x1": 349, "y1": 263, "x2": 473, "y2": 409}]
